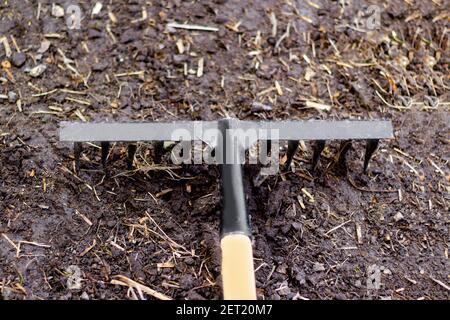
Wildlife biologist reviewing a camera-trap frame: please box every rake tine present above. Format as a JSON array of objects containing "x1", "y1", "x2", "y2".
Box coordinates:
[
  {"x1": 311, "y1": 140, "x2": 326, "y2": 173},
  {"x1": 153, "y1": 141, "x2": 164, "y2": 163},
  {"x1": 285, "y1": 140, "x2": 299, "y2": 170},
  {"x1": 337, "y1": 140, "x2": 352, "y2": 167},
  {"x1": 74, "y1": 142, "x2": 82, "y2": 172},
  {"x1": 101, "y1": 141, "x2": 110, "y2": 168},
  {"x1": 127, "y1": 143, "x2": 137, "y2": 170},
  {"x1": 363, "y1": 139, "x2": 379, "y2": 174},
  {"x1": 266, "y1": 140, "x2": 272, "y2": 156},
  {"x1": 258, "y1": 140, "x2": 272, "y2": 167}
]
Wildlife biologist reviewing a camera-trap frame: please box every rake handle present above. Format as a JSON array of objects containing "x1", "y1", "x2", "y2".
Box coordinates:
[
  {"x1": 219, "y1": 119, "x2": 256, "y2": 300},
  {"x1": 221, "y1": 233, "x2": 257, "y2": 300}
]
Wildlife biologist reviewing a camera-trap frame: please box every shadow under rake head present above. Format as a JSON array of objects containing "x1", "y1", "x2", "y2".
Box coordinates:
[{"x1": 60, "y1": 118, "x2": 393, "y2": 299}]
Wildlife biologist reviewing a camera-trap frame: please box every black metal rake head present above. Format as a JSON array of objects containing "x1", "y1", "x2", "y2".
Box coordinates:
[{"x1": 60, "y1": 118, "x2": 393, "y2": 174}]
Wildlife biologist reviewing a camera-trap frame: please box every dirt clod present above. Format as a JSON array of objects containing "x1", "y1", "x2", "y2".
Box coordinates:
[{"x1": 11, "y1": 52, "x2": 26, "y2": 68}]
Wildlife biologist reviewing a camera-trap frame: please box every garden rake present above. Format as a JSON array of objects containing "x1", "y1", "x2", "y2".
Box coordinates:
[{"x1": 60, "y1": 118, "x2": 393, "y2": 300}]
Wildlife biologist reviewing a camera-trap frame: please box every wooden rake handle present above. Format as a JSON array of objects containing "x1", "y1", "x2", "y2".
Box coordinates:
[{"x1": 220, "y1": 234, "x2": 257, "y2": 300}]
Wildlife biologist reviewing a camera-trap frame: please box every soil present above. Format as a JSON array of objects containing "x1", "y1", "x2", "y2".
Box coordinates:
[{"x1": 0, "y1": 0, "x2": 449, "y2": 300}]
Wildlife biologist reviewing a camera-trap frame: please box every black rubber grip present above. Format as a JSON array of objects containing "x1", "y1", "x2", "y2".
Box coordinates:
[
  {"x1": 218, "y1": 119, "x2": 250, "y2": 237},
  {"x1": 220, "y1": 163, "x2": 250, "y2": 236}
]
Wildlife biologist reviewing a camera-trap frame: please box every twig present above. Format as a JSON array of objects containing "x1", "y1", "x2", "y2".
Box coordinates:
[
  {"x1": 18, "y1": 240, "x2": 50, "y2": 248},
  {"x1": 131, "y1": 6, "x2": 147, "y2": 24},
  {"x1": 145, "y1": 212, "x2": 191, "y2": 254},
  {"x1": 429, "y1": 276, "x2": 450, "y2": 292},
  {"x1": 167, "y1": 22, "x2": 218, "y2": 32},
  {"x1": 324, "y1": 220, "x2": 352, "y2": 236},
  {"x1": 1, "y1": 233, "x2": 19, "y2": 251},
  {"x1": 269, "y1": 11, "x2": 277, "y2": 37},
  {"x1": 275, "y1": 22, "x2": 290, "y2": 50},
  {"x1": 0, "y1": 36, "x2": 12, "y2": 57},
  {"x1": 80, "y1": 239, "x2": 96, "y2": 257},
  {"x1": 111, "y1": 275, "x2": 172, "y2": 300},
  {"x1": 197, "y1": 57, "x2": 204, "y2": 77},
  {"x1": 347, "y1": 174, "x2": 397, "y2": 193},
  {"x1": 114, "y1": 71, "x2": 145, "y2": 77}
]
